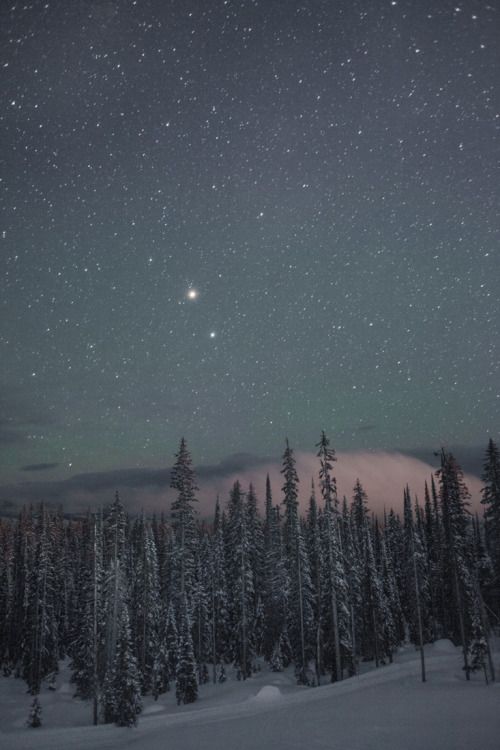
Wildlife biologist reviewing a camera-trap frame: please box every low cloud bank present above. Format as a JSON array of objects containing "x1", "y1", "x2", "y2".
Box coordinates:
[
  {"x1": 0, "y1": 450, "x2": 483, "y2": 519},
  {"x1": 191, "y1": 451, "x2": 482, "y2": 518}
]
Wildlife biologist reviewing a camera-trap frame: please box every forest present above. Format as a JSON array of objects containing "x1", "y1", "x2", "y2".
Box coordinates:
[{"x1": 0, "y1": 434, "x2": 499, "y2": 728}]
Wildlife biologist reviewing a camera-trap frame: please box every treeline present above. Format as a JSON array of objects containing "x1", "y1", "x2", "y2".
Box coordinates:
[{"x1": 0, "y1": 435, "x2": 499, "y2": 727}]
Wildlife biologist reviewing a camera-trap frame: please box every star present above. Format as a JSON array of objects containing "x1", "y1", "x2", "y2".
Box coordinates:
[
  {"x1": 209, "y1": 331, "x2": 216, "y2": 339},
  {"x1": 186, "y1": 288, "x2": 198, "y2": 300}
]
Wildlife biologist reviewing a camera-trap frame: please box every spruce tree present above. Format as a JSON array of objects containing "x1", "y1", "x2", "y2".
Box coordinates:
[
  {"x1": 351, "y1": 479, "x2": 369, "y2": 551},
  {"x1": 0, "y1": 519, "x2": 11, "y2": 670},
  {"x1": 481, "y1": 438, "x2": 500, "y2": 616},
  {"x1": 164, "y1": 602, "x2": 180, "y2": 685},
  {"x1": 317, "y1": 431, "x2": 351, "y2": 681},
  {"x1": 281, "y1": 439, "x2": 300, "y2": 559},
  {"x1": 24, "y1": 506, "x2": 60, "y2": 694},
  {"x1": 263, "y1": 502, "x2": 290, "y2": 668},
  {"x1": 70, "y1": 512, "x2": 104, "y2": 707},
  {"x1": 191, "y1": 531, "x2": 211, "y2": 683},
  {"x1": 306, "y1": 480, "x2": 323, "y2": 684},
  {"x1": 246, "y1": 482, "x2": 265, "y2": 651},
  {"x1": 226, "y1": 481, "x2": 255, "y2": 678},
  {"x1": 378, "y1": 531, "x2": 403, "y2": 660},
  {"x1": 102, "y1": 603, "x2": 142, "y2": 726},
  {"x1": 341, "y1": 499, "x2": 363, "y2": 674},
  {"x1": 436, "y1": 449, "x2": 485, "y2": 679},
  {"x1": 175, "y1": 595, "x2": 198, "y2": 705},
  {"x1": 170, "y1": 438, "x2": 198, "y2": 606},
  {"x1": 209, "y1": 498, "x2": 230, "y2": 679},
  {"x1": 402, "y1": 488, "x2": 432, "y2": 646},
  {"x1": 281, "y1": 441, "x2": 314, "y2": 682},
  {"x1": 358, "y1": 515, "x2": 394, "y2": 665},
  {"x1": 129, "y1": 514, "x2": 161, "y2": 695}
]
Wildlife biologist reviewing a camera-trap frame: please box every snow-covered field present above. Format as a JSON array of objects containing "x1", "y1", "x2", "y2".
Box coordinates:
[{"x1": 1, "y1": 641, "x2": 499, "y2": 750}]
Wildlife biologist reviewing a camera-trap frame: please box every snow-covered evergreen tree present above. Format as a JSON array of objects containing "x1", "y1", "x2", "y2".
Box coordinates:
[
  {"x1": 208, "y1": 498, "x2": 230, "y2": 679},
  {"x1": 23, "y1": 506, "x2": 60, "y2": 693},
  {"x1": 262, "y1": 499, "x2": 290, "y2": 669},
  {"x1": 402, "y1": 488, "x2": 432, "y2": 645},
  {"x1": 70, "y1": 512, "x2": 105, "y2": 713},
  {"x1": 129, "y1": 514, "x2": 161, "y2": 695},
  {"x1": 481, "y1": 438, "x2": 500, "y2": 616},
  {"x1": 175, "y1": 594, "x2": 198, "y2": 705},
  {"x1": 436, "y1": 449, "x2": 488, "y2": 678},
  {"x1": 281, "y1": 440, "x2": 314, "y2": 683},
  {"x1": 226, "y1": 481, "x2": 255, "y2": 678},
  {"x1": 246, "y1": 482, "x2": 265, "y2": 655},
  {"x1": 170, "y1": 438, "x2": 198, "y2": 607},
  {"x1": 191, "y1": 530, "x2": 211, "y2": 683},
  {"x1": 306, "y1": 480, "x2": 323, "y2": 683},
  {"x1": 102, "y1": 602, "x2": 142, "y2": 726},
  {"x1": 317, "y1": 431, "x2": 351, "y2": 681}
]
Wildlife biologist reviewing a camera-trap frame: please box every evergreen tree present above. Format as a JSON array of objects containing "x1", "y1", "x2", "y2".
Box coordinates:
[
  {"x1": 208, "y1": 498, "x2": 230, "y2": 679},
  {"x1": 163, "y1": 602, "x2": 180, "y2": 685},
  {"x1": 402, "y1": 488, "x2": 432, "y2": 645},
  {"x1": 359, "y1": 516, "x2": 394, "y2": 665},
  {"x1": 70, "y1": 512, "x2": 105, "y2": 713},
  {"x1": 436, "y1": 449, "x2": 486, "y2": 678},
  {"x1": 24, "y1": 506, "x2": 60, "y2": 693},
  {"x1": 481, "y1": 438, "x2": 500, "y2": 616},
  {"x1": 472, "y1": 514, "x2": 494, "y2": 592},
  {"x1": 262, "y1": 501, "x2": 290, "y2": 668},
  {"x1": 351, "y1": 479, "x2": 370, "y2": 544},
  {"x1": 191, "y1": 531, "x2": 211, "y2": 683},
  {"x1": 281, "y1": 439, "x2": 300, "y2": 559},
  {"x1": 281, "y1": 441, "x2": 314, "y2": 682},
  {"x1": 103, "y1": 495, "x2": 128, "y2": 679},
  {"x1": 175, "y1": 595, "x2": 198, "y2": 705},
  {"x1": 104, "y1": 492, "x2": 127, "y2": 567},
  {"x1": 341, "y1": 499, "x2": 363, "y2": 674},
  {"x1": 0, "y1": 519, "x2": 13, "y2": 671},
  {"x1": 246, "y1": 483, "x2": 265, "y2": 649},
  {"x1": 383, "y1": 509, "x2": 405, "y2": 644},
  {"x1": 378, "y1": 531, "x2": 403, "y2": 658},
  {"x1": 317, "y1": 431, "x2": 351, "y2": 681},
  {"x1": 306, "y1": 480, "x2": 322, "y2": 684},
  {"x1": 129, "y1": 514, "x2": 161, "y2": 695},
  {"x1": 226, "y1": 481, "x2": 255, "y2": 678},
  {"x1": 422, "y1": 481, "x2": 441, "y2": 637},
  {"x1": 170, "y1": 438, "x2": 198, "y2": 606},
  {"x1": 102, "y1": 603, "x2": 142, "y2": 726}
]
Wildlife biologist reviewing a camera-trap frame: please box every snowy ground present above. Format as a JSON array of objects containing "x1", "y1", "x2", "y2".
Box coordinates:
[{"x1": 1, "y1": 641, "x2": 499, "y2": 750}]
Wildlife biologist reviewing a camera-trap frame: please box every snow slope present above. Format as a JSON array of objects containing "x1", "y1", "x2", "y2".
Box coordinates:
[{"x1": 1, "y1": 642, "x2": 499, "y2": 750}]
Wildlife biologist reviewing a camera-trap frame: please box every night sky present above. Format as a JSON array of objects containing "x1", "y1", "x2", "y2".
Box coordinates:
[{"x1": 1, "y1": 0, "x2": 499, "y2": 508}]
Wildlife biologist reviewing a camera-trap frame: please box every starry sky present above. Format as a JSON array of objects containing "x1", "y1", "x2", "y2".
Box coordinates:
[{"x1": 1, "y1": 0, "x2": 499, "y2": 508}]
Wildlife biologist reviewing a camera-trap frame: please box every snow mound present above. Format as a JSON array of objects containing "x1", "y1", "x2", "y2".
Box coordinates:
[
  {"x1": 254, "y1": 685, "x2": 282, "y2": 702},
  {"x1": 431, "y1": 639, "x2": 457, "y2": 653}
]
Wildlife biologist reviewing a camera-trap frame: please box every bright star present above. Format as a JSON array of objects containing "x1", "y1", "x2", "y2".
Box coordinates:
[
  {"x1": 186, "y1": 288, "x2": 198, "y2": 300},
  {"x1": 209, "y1": 331, "x2": 216, "y2": 338}
]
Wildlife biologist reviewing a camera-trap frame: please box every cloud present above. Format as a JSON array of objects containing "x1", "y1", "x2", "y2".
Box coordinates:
[
  {"x1": 0, "y1": 449, "x2": 484, "y2": 519},
  {"x1": 0, "y1": 454, "x2": 272, "y2": 514},
  {"x1": 401, "y1": 445, "x2": 485, "y2": 480},
  {"x1": 19, "y1": 463, "x2": 60, "y2": 472},
  {"x1": 193, "y1": 450, "x2": 484, "y2": 518}
]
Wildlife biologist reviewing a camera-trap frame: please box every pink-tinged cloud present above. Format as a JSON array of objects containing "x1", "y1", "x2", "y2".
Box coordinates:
[
  {"x1": 195, "y1": 451, "x2": 483, "y2": 518},
  {"x1": 3, "y1": 450, "x2": 482, "y2": 519}
]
